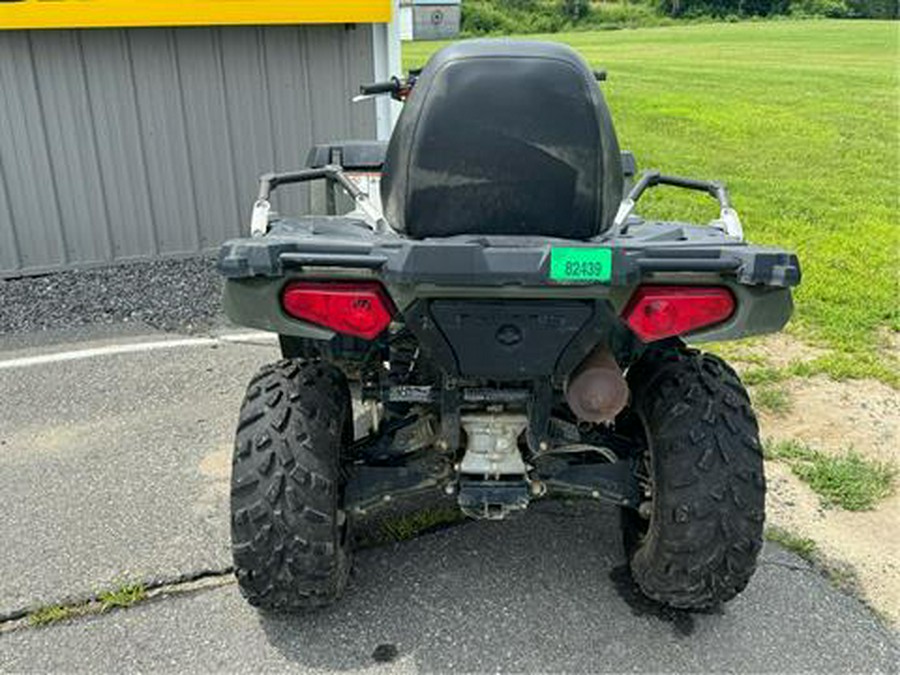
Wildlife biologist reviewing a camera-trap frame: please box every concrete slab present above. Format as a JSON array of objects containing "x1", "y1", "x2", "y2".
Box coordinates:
[
  {"x1": 0, "y1": 338, "x2": 279, "y2": 614},
  {"x1": 1, "y1": 504, "x2": 897, "y2": 673}
]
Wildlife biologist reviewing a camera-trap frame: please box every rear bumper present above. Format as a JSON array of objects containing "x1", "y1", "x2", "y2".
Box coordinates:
[
  {"x1": 218, "y1": 218, "x2": 799, "y2": 344},
  {"x1": 219, "y1": 219, "x2": 800, "y2": 289}
]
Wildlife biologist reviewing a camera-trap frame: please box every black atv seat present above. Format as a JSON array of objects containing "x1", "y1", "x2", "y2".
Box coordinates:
[{"x1": 381, "y1": 40, "x2": 623, "y2": 240}]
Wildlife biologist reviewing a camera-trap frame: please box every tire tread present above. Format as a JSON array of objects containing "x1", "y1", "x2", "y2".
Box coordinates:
[
  {"x1": 624, "y1": 347, "x2": 765, "y2": 609},
  {"x1": 230, "y1": 359, "x2": 351, "y2": 611}
]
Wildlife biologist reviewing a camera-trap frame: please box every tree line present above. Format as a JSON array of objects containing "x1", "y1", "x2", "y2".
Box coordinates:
[{"x1": 460, "y1": 0, "x2": 898, "y2": 35}]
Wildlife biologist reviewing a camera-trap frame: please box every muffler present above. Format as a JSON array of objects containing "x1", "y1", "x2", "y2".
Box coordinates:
[{"x1": 565, "y1": 345, "x2": 629, "y2": 424}]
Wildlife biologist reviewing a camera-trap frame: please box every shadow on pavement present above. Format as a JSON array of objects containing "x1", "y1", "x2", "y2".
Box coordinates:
[
  {"x1": 2, "y1": 500, "x2": 896, "y2": 672},
  {"x1": 251, "y1": 500, "x2": 871, "y2": 673}
]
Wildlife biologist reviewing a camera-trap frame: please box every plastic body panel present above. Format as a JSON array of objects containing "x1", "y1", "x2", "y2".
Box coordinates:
[
  {"x1": 220, "y1": 218, "x2": 800, "y2": 288},
  {"x1": 428, "y1": 299, "x2": 592, "y2": 378},
  {"x1": 219, "y1": 216, "x2": 799, "y2": 345},
  {"x1": 306, "y1": 141, "x2": 388, "y2": 171}
]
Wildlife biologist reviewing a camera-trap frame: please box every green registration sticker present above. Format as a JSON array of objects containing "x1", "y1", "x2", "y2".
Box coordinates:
[{"x1": 549, "y1": 247, "x2": 613, "y2": 283}]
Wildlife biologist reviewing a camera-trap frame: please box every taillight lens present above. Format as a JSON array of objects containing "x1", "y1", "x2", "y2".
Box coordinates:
[
  {"x1": 622, "y1": 285, "x2": 735, "y2": 342},
  {"x1": 282, "y1": 281, "x2": 395, "y2": 340}
]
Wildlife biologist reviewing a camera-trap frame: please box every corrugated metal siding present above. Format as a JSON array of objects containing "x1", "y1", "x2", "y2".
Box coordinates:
[{"x1": 0, "y1": 24, "x2": 377, "y2": 277}]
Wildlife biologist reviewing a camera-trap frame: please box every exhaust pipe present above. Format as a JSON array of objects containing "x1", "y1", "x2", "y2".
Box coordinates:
[{"x1": 565, "y1": 345, "x2": 629, "y2": 424}]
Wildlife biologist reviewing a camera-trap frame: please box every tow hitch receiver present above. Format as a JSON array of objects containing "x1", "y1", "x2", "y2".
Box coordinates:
[{"x1": 457, "y1": 479, "x2": 531, "y2": 520}]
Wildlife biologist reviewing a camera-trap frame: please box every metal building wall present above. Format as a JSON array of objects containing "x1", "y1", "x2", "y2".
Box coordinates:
[{"x1": 0, "y1": 24, "x2": 378, "y2": 277}]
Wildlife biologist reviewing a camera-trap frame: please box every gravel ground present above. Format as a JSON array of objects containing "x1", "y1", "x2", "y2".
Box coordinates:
[{"x1": 0, "y1": 256, "x2": 226, "y2": 335}]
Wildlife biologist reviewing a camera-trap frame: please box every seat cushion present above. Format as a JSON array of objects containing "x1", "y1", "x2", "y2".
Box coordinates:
[{"x1": 381, "y1": 39, "x2": 623, "y2": 240}]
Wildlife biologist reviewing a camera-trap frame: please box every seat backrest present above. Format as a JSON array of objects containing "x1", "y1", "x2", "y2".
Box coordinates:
[{"x1": 381, "y1": 39, "x2": 623, "y2": 240}]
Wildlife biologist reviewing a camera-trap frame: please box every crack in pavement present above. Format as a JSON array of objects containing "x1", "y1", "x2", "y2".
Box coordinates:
[
  {"x1": 758, "y1": 558, "x2": 814, "y2": 574},
  {"x1": 0, "y1": 567, "x2": 235, "y2": 632}
]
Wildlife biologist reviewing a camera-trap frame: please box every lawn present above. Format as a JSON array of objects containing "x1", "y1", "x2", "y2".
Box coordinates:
[{"x1": 404, "y1": 21, "x2": 899, "y2": 383}]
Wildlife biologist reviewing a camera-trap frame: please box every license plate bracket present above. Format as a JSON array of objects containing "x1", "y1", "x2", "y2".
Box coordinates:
[{"x1": 549, "y1": 247, "x2": 613, "y2": 283}]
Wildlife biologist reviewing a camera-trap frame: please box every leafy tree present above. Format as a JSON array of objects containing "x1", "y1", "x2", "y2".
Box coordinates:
[{"x1": 847, "y1": 0, "x2": 899, "y2": 17}]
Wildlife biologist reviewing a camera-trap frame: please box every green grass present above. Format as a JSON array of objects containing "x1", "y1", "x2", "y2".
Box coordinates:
[
  {"x1": 793, "y1": 451, "x2": 896, "y2": 510},
  {"x1": 764, "y1": 526, "x2": 860, "y2": 595},
  {"x1": 765, "y1": 525, "x2": 818, "y2": 561},
  {"x1": 739, "y1": 353, "x2": 900, "y2": 388},
  {"x1": 25, "y1": 582, "x2": 148, "y2": 628},
  {"x1": 741, "y1": 366, "x2": 789, "y2": 386},
  {"x1": 98, "y1": 582, "x2": 147, "y2": 612},
  {"x1": 379, "y1": 507, "x2": 465, "y2": 542},
  {"x1": 27, "y1": 604, "x2": 80, "y2": 628},
  {"x1": 789, "y1": 351, "x2": 900, "y2": 387},
  {"x1": 764, "y1": 439, "x2": 897, "y2": 509},
  {"x1": 753, "y1": 385, "x2": 793, "y2": 414},
  {"x1": 405, "y1": 22, "x2": 900, "y2": 382},
  {"x1": 763, "y1": 437, "x2": 812, "y2": 461}
]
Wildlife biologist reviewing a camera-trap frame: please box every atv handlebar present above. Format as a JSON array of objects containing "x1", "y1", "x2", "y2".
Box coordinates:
[
  {"x1": 359, "y1": 77, "x2": 401, "y2": 96},
  {"x1": 358, "y1": 76, "x2": 415, "y2": 102},
  {"x1": 359, "y1": 69, "x2": 607, "y2": 102}
]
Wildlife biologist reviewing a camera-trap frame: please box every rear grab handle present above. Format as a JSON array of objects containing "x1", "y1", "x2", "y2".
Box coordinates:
[
  {"x1": 250, "y1": 165, "x2": 387, "y2": 237},
  {"x1": 613, "y1": 170, "x2": 744, "y2": 239}
]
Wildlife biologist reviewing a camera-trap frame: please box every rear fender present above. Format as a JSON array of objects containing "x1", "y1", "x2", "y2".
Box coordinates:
[{"x1": 224, "y1": 274, "x2": 793, "y2": 348}]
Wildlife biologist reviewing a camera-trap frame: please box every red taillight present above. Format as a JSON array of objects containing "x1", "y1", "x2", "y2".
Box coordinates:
[
  {"x1": 622, "y1": 285, "x2": 735, "y2": 342},
  {"x1": 282, "y1": 281, "x2": 395, "y2": 340}
]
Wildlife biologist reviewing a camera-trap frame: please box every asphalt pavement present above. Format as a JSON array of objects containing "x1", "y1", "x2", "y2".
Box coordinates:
[
  {"x1": 0, "y1": 332, "x2": 275, "y2": 613},
  {"x1": 0, "y1": 327, "x2": 897, "y2": 672}
]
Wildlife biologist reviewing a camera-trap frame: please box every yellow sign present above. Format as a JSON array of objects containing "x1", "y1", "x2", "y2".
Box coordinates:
[{"x1": 0, "y1": 1, "x2": 391, "y2": 30}]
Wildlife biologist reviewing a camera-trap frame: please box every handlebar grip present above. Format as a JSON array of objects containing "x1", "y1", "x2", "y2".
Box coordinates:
[{"x1": 359, "y1": 79, "x2": 397, "y2": 96}]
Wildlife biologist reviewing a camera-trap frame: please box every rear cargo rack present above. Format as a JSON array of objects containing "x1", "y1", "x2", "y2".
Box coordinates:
[
  {"x1": 614, "y1": 170, "x2": 744, "y2": 240},
  {"x1": 250, "y1": 165, "x2": 388, "y2": 237}
]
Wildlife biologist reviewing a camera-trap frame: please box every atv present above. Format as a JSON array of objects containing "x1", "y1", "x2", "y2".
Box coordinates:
[{"x1": 219, "y1": 40, "x2": 800, "y2": 612}]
